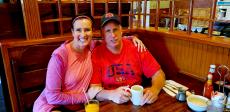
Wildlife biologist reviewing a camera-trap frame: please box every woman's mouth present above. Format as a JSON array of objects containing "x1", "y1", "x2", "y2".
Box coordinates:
[{"x1": 80, "y1": 38, "x2": 86, "y2": 42}]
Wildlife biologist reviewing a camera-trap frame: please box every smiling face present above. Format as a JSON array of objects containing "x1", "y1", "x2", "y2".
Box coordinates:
[
  {"x1": 102, "y1": 21, "x2": 122, "y2": 52},
  {"x1": 71, "y1": 18, "x2": 93, "y2": 50}
]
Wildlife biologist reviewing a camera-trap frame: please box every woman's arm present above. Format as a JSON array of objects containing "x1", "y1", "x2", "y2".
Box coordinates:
[{"x1": 45, "y1": 54, "x2": 87, "y2": 105}]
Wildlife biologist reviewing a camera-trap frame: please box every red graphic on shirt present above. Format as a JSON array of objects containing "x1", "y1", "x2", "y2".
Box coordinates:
[{"x1": 106, "y1": 64, "x2": 134, "y2": 83}]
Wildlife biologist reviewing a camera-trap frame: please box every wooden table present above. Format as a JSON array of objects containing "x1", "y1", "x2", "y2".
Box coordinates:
[{"x1": 74, "y1": 74, "x2": 205, "y2": 112}]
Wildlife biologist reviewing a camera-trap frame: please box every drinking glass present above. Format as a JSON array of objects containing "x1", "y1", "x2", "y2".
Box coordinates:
[{"x1": 84, "y1": 100, "x2": 99, "y2": 112}]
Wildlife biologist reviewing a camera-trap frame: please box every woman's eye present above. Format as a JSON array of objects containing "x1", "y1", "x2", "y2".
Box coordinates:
[{"x1": 75, "y1": 29, "x2": 81, "y2": 32}]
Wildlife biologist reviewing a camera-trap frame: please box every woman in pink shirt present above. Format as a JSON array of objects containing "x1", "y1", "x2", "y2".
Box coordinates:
[{"x1": 33, "y1": 14, "x2": 145, "y2": 112}]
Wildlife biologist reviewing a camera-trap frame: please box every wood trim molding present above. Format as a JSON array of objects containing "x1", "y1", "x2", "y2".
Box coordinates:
[
  {"x1": 128, "y1": 28, "x2": 230, "y2": 48},
  {"x1": 1, "y1": 45, "x2": 18, "y2": 112}
]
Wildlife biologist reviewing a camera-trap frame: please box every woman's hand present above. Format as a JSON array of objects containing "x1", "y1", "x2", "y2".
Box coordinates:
[
  {"x1": 124, "y1": 36, "x2": 146, "y2": 52},
  {"x1": 87, "y1": 86, "x2": 103, "y2": 99}
]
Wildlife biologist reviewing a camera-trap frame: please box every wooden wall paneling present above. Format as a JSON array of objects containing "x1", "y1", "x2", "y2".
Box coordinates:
[
  {"x1": 192, "y1": 42, "x2": 199, "y2": 76},
  {"x1": 200, "y1": 44, "x2": 208, "y2": 78},
  {"x1": 20, "y1": 0, "x2": 42, "y2": 40},
  {"x1": 204, "y1": 45, "x2": 217, "y2": 78},
  {"x1": 133, "y1": 31, "x2": 179, "y2": 78},
  {"x1": 226, "y1": 49, "x2": 230, "y2": 69},
  {"x1": 171, "y1": 38, "x2": 178, "y2": 72},
  {"x1": 180, "y1": 40, "x2": 186, "y2": 71},
  {"x1": 178, "y1": 40, "x2": 184, "y2": 70},
  {"x1": 196, "y1": 44, "x2": 204, "y2": 76},
  {"x1": 172, "y1": 38, "x2": 177, "y2": 68},
  {"x1": 160, "y1": 33, "x2": 230, "y2": 80},
  {"x1": 216, "y1": 47, "x2": 230, "y2": 69},
  {"x1": 197, "y1": 44, "x2": 210, "y2": 79},
  {"x1": 222, "y1": 48, "x2": 230, "y2": 66},
  {"x1": 177, "y1": 39, "x2": 184, "y2": 71},
  {"x1": 187, "y1": 41, "x2": 194, "y2": 74},
  {"x1": 174, "y1": 38, "x2": 180, "y2": 69},
  {"x1": 173, "y1": 38, "x2": 178, "y2": 68},
  {"x1": 203, "y1": 45, "x2": 212, "y2": 78},
  {"x1": 174, "y1": 38, "x2": 179, "y2": 68},
  {"x1": 179, "y1": 39, "x2": 186, "y2": 72},
  {"x1": 154, "y1": 35, "x2": 179, "y2": 78},
  {"x1": 206, "y1": 45, "x2": 217, "y2": 73},
  {"x1": 165, "y1": 38, "x2": 174, "y2": 65},
  {"x1": 190, "y1": 42, "x2": 197, "y2": 76},
  {"x1": 183, "y1": 40, "x2": 190, "y2": 73},
  {"x1": 211, "y1": 46, "x2": 218, "y2": 65},
  {"x1": 215, "y1": 47, "x2": 224, "y2": 65},
  {"x1": 187, "y1": 42, "x2": 196, "y2": 73}
]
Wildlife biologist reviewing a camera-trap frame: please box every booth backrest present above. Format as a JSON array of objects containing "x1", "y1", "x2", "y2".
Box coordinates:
[{"x1": 0, "y1": 38, "x2": 69, "y2": 112}]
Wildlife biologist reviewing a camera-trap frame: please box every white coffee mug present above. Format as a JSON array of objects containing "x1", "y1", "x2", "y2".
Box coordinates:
[{"x1": 129, "y1": 85, "x2": 144, "y2": 106}]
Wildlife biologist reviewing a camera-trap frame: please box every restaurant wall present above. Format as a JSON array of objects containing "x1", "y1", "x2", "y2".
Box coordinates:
[
  {"x1": 163, "y1": 36, "x2": 230, "y2": 81},
  {"x1": 130, "y1": 29, "x2": 230, "y2": 81}
]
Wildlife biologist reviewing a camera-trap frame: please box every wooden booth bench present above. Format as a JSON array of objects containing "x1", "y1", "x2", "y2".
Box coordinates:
[{"x1": 0, "y1": 37, "x2": 71, "y2": 112}]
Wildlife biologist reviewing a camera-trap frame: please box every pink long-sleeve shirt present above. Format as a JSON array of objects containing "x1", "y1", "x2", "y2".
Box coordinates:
[{"x1": 33, "y1": 42, "x2": 93, "y2": 112}]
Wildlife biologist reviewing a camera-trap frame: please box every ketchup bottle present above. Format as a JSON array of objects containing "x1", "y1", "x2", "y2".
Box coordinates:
[{"x1": 203, "y1": 73, "x2": 214, "y2": 99}]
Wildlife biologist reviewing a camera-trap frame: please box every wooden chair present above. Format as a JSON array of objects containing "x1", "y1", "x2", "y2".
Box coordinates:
[{"x1": 1, "y1": 37, "x2": 70, "y2": 112}]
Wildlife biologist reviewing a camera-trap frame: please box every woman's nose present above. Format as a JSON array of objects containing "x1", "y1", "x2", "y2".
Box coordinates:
[{"x1": 81, "y1": 31, "x2": 86, "y2": 37}]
